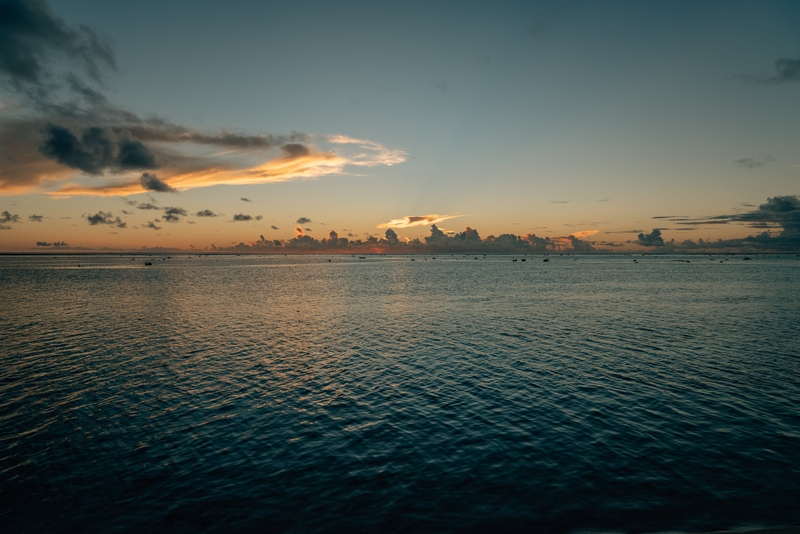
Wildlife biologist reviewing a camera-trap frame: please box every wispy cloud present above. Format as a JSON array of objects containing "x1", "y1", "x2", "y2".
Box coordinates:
[
  {"x1": 733, "y1": 156, "x2": 773, "y2": 169},
  {"x1": 736, "y1": 56, "x2": 800, "y2": 85},
  {"x1": 377, "y1": 214, "x2": 464, "y2": 229}
]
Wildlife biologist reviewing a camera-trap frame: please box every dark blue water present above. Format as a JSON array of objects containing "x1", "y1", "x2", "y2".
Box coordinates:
[{"x1": 1, "y1": 254, "x2": 799, "y2": 532}]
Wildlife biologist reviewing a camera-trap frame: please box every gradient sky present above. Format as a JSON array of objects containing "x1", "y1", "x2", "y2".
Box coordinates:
[{"x1": 1, "y1": 0, "x2": 799, "y2": 252}]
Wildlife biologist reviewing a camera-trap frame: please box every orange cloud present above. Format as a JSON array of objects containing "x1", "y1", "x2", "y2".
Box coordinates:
[
  {"x1": 571, "y1": 230, "x2": 599, "y2": 238},
  {"x1": 377, "y1": 214, "x2": 464, "y2": 229},
  {"x1": 45, "y1": 135, "x2": 406, "y2": 197}
]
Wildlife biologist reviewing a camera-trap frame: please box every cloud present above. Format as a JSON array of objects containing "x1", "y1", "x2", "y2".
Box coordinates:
[
  {"x1": 655, "y1": 196, "x2": 800, "y2": 233},
  {"x1": 28, "y1": 213, "x2": 43, "y2": 221},
  {"x1": 38, "y1": 125, "x2": 158, "y2": 174},
  {"x1": 328, "y1": 135, "x2": 407, "y2": 166},
  {"x1": 137, "y1": 203, "x2": 160, "y2": 210},
  {"x1": 566, "y1": 235, "x2": 596, "y2": 252},
  {"x1": 0, "y1": 2, "x2": 405, "y2": 196},
  {"x1": 86, "y1": 211, "x2": 125, "y2": 227},
  {"x1": 377, "y1": 213, "x2": 463, "y2": 229},
  {"x1": 0, "y1": 0, "x2": 115, "y2": 91},
  {"x1": 36, "y1": 241, "x2": 50, "y2": 246},
  {"x1": 271, "y1": 225, "x2": 278, "y2": 230},
  {"x1": 733, "y1": 156, "x2": 773, "y2": 169},
  {"x1": 282, "y1": 143, "x2": 309, "y2": 157},
  {"x1": 140, "y1": 172, "x2": 176, "y2": 193},
  {"x1": 296, "y1": 216, "x2": 311, "y2": 224},
  {"x1": 143, "y1": 221, "x2": 161, "y2": 230},
  {"x1": 232, "y1": 213, "x2": 253, "y2": 221},
  {"x1": 255, "y1": 215, "x2": 263, "y2": 221},
  {"x1": 161, "y1": 206, "x2": 187, "y2": 222},
  {"x1": 637, "y1": 229, "x2": 665, "y2": 247},
  {"x1": 571, "y1": 230, "x2": 599, "y2": 239},
  {"x1": 195, "y1": 209, "x2": 218, "y2": 217},
  {"x1": 735, "y1": 56, "x2": 800, "y2": 85},
  {"x1": 763, "y1": 56, "x2": 800, "y2": 84},
  {"x1": 240, "y1": 197, "x2": 251, "y2": 202},
  {"x1": 550, "y1": 200, "x2": 571, "y2": 204},
  {"x1": 1, "y1": 211, "x2": 21, "y2": 223}
]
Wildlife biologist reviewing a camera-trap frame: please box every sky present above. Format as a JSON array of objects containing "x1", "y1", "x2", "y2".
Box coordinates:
[{"x1": 1, "y1": 0, "x2": 799, "y2": 252}]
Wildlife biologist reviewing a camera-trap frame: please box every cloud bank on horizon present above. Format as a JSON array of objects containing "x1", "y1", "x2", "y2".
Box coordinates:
[{"x1": 0, "y1": 0, "x2": 405, "y2": 196}]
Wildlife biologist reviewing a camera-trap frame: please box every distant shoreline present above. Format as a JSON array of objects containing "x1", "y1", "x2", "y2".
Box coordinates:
[{"x1": 1, "y1": 251, "x2": 798, "y2": 257}]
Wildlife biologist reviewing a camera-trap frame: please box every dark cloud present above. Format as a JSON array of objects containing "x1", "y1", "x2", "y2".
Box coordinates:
[
  {"x1": 770, "y1": 57, "x2": 800, "y2": 83},
  {"x1": 281, "y1": 143, "x2": 309, "y2": 157},
  {"x1": 144, "y1": 221, "x2": 161, "y2": 230},
  {"x1": 28, "y1": 213, "x2": 43, "y2": 221},
  {"x1": 637, "y1": 229, "x2": 665, "y2": 247},
  {"x1": 736, "y1": 56, "x2": 800, "y2": 85},
  {"x1": 118, "y1": 137, "x2": 157, "y2": 170},
  {"x1": 255, "y1": 215, "x2": 263, "y2": 221},
  {"x1": 195, "y1": 209, "x2": 218, "y2": 217},
  {"x1": 140, "y1": 172, "x2": 176, "y2": 193},
  {"x1": 733, "y1": 156, "x2": 772, "y2": 169},
  {"x1": 36, "y1": 241, "x2": 50, "y2": 246},
  {"x1": 655, "y1": 196, "x2": 800, "y2": 231},
  {"x1": 233, "y1": 214, "x2": 253, "y2": 221},
  {"x1": 240, "y1": 197, "x2": 251, "y2": 202},
  {"x1": 136, "y1": 203, "x2": 160, "y2": 210},
  {"x1": 655, "y1": 196, "x2": 800, "y2": 251},
  {"x1": 161, "y1": 206, "x2": 187, "y2": 223},
  {"x1": 1, "y1": 211, "x2": 21, "y2": 223},
  {"x1": 38, "y1": 125, "x2": 159, "y2": 175},
  {"x1": 567, "y1": 235, "x2": 596, "y2": 253},
  {"x1": 270, "y1": 225, "x2": 278, "y2": 230},
  {"x1": 128, "y1": 126, "x2": 305, "y2": 149},
  {"x1": 550, "y1": 200, "x2": 571, "y2": 204},
  {"x1": 53, "y1": 240, "x2": 66, "y2": 246},
  {"x1": 39, "y1": 125, "x2": 113, "y2": 174},
  {"x1": 86, "y1": 210, "x2": 125, "y2": 227},
  {"x1": 384, "y1": 228, "x2": 398, "y2": 244},
  {"x1": 296, "y1": 217, "x2": 311, "y2": 224},
  {"x1": 0, "y1": 0, "x2": 115, "y2": 91}
]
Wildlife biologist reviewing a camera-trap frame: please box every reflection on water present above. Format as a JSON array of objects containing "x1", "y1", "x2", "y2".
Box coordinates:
[{"x1": 1, "y1": 254, "x2": 799, "y2": 532}]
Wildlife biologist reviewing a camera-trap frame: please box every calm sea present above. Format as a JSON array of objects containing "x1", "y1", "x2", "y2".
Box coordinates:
[{"x1": 1, "y1": 254, "x2": 799, "y2": 533}]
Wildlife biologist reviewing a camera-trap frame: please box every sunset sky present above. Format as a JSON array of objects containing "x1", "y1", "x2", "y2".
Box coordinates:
[{"x1": 1, "y1": 0, "x2": 799, "y2": 252}]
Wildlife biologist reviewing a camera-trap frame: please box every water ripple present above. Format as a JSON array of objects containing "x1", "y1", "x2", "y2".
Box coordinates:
[{"x1": 1, "y1": 254, "x2": 799, "y2": 532}]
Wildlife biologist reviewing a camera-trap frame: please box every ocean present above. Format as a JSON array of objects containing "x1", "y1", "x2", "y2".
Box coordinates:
[{"x1": 1, "y1": 254, "x2": 799, "y2": 532}]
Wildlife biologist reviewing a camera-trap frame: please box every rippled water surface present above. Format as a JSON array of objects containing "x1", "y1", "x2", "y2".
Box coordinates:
[{"x1": 2, "y1": 254, "x2": 799, "y2": 533}]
